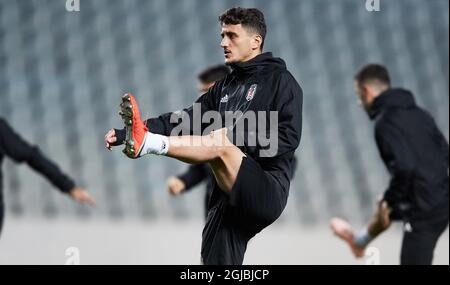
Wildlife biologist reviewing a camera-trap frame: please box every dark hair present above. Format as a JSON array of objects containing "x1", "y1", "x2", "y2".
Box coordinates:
[
  {"x1": 219, "y1": 7, "x2": 267, "y2": 50},
  {"x1": 198, "y1": 64, "x2": 231, "y2": 84},
  {"x1": 355, "y1": 64, "x2": 391, "y2": 86}
]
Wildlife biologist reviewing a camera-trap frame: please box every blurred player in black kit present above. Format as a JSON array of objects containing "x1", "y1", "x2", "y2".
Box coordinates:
[
  {"x1": 331, "y1": 64, "x2": 449, "y2": 265},
  {"x1": 0, "y1": 117, "x2": 96, "y2": 237}
]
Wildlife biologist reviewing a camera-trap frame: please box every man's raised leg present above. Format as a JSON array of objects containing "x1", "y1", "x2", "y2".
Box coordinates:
[
  {"x1": 166, "y1": 128, "x2": 245, "y2": 193},
  {"x1": 119, "y1": 93, "x2": 245, "y2": 193}
]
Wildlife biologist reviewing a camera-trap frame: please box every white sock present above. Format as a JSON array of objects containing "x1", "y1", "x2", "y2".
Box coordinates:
[
  {"x1": 353, "y1": 227, "x2": 374, "y2": 248},
  {"x1": 139, "y1": 132, "x2": 169, "y2": 156}
]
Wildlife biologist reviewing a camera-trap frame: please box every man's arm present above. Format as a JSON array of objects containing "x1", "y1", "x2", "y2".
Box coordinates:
[
  {"x1": 247, "y1": 72, "x2": 302, "y2": 193},
  {"x1": 167, "y1": 164, "x2": 208, "y2": 196},
  {"x1": 0, "y1": 119, "x2": 95, "y2": 205},
  {"x1": 272, "y1": 72, "x2": 303, "y2": 157},
  {"x1": 375, "y1": 120, "x2": 415, "y2": 219},
  {"x1": 433, "y1": 122, "x2": 449, "y2": 164},
  {"x1": 178, "y1": 164, "x2": 208, "y2": 191},
  {"x1": 145, "y1": 91, "x2": 215, "y2": 136},
  {"x1": 422, "y1": 110, "x2": 449, "y2": 164}
]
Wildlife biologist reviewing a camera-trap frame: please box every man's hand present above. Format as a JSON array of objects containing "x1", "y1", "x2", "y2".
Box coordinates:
[
  {"x1": 366, "y1": 199, "x2": 392, "y2": 238},
  {"x1": 167, "y1": 177, "x2": 186, "y2": 196},
  {"x1": 377, "y1": 200, "x2": 392, "y2": 229},
  {"x1": 69, "y1": 187, "x2": 96, "y2": 206},
  {"x1": 105, "y1": 129, "x2": 117, "y2": 151}
]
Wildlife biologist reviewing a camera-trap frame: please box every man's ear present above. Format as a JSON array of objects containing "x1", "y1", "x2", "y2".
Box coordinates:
[{"x1": 252, "y1": 34, "x2": 263, "y2": 50}]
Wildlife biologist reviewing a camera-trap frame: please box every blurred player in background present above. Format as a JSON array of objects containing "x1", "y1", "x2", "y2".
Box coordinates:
[
  {"x1": 105, "y1": 7, "x2": 303, "y2": 265},
  {"x1": 331, "y1": 64, "x2": 449, "y2": 265},
  {"x1": 167, "y1": 64, "x2": 230, "y2": 219},
  {"x1": 0, "y1": 117, "x2": 96, "y2": 237}
]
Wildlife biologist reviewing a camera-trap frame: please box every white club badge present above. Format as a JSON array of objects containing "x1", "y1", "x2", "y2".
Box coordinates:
[{"x1": 246, "y1": 84, "x2": 257, "y2": 101}]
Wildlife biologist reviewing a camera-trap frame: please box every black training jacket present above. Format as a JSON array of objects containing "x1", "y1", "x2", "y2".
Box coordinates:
[
  {"x1": 0, "y1": 117, "x2": 75, "y2": 211},
  {"x1": 370, "y1": 89, "x2": 449, "y2": 220},
  {"x1": 142, "y1": 52, "x2": 303, "y2": 195}
]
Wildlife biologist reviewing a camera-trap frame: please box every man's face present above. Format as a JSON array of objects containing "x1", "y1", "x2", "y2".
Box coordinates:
[
  {"x1": 355, "y1": 81, "x2": 372, "y2": 113},
  {"x1": 220, "y1": 24, "x2": 259, "y2": 64}
]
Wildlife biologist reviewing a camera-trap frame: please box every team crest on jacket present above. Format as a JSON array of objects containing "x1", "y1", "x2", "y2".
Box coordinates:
[{"x1": 246, "y1": 84, "x2": 257, "y2": 101}]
